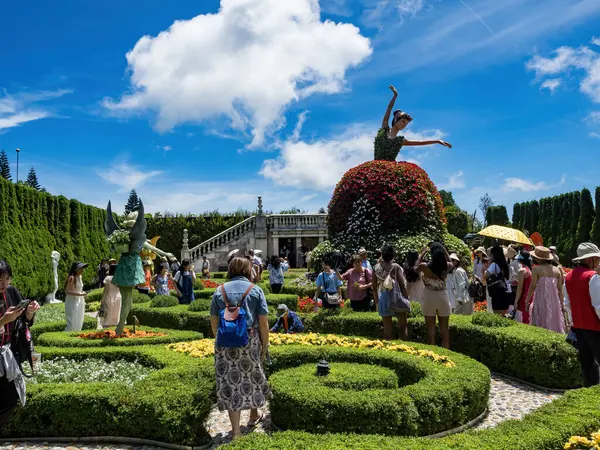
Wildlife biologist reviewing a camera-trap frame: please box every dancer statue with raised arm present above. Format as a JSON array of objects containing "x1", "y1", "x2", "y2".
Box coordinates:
[{"x1": 374, "y1": 85, "x2": 452, "y2": 161}]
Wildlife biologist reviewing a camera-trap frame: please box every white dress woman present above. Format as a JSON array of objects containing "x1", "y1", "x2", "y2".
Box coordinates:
[{"x1": 65, "y1": 262, "x2": 88, "y2": 331}]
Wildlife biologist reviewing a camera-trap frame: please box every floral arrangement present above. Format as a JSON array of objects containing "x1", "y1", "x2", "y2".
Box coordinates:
[
  {"x1": 298, "y1": 296, "x2": 318, "y2": 313},
  {"x1": 564, "y1": 430, "x2": 600, "y2": 449},
  {"x1": 288, "y1": 274, "x2": 316, "y2": 288},
  {"x1": 201, "y1": 279, "x2": 221, "y2": 289},
  {"x1": 474, "y1": 301, "x2": 488, "y2": 312},
  {"x1": 107, "y1": 229, "x2": 131, "y2": 249},
  {"x1": 78, "y1": 328, "x2": 166, "y2": 339},
  {"x1": 26, "y1": 356, "x2": 152, "y2": 386},
  {"x1": 167, "y1": 333, "x2": 455, "y2": 367},
  {"x1": 327, "y1": 161, "x2": 446, "y2": 240}
]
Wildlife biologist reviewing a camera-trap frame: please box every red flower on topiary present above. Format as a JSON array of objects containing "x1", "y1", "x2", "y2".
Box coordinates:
[{"x1": 328, "y1": 161, "x2": 446, "y2": 237}]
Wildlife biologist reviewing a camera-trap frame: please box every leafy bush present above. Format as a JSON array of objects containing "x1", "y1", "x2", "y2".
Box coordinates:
[
  {"x1": 1, "y1": 345, "x2": 214, "y2": 446},
  {"x1": 34, "y1": 303, "x2": 68, "y2": 325},
  {"x1": 86, "y1": 301, "x2": 101, "y2": 312},
  {"x1": 328, "y1": 161, "x2": 445, "y2": 240},
  {"x1": 471, "y1": 312, "x2": 516, "y2": 328},
  {"x1": 36, "y1": 327, "x2": 203, "y2": 347},
  {"x1": 85, "y1": 288, "x2": 103, "y2": 303},
  {"x1": 150, "y1": 295, "x2": 179, "y2": 308},
  {"x1": 267, "y1": 345, "x2": 489, "y2": 437},
  {"x1": 132, "y1": 290, "x2": 151, "y2": 304},
  {"x1": 189, "y1": 299, "x2": 212, "y2": 312},
  {"x1": 222, "y1": 385, "x2": 600, "y2": 449}
]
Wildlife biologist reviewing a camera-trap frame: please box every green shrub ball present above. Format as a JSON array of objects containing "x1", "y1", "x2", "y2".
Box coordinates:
[{"x1": 150, "y1": 295, "x2": 179, "y2": 308}]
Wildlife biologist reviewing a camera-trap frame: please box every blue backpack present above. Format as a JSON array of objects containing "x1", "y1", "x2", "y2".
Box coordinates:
[{"x1": 216, "y1": 283, "x2": 254, "y2": 348}]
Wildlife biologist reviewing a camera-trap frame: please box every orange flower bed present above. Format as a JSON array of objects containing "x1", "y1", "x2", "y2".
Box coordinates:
[{"x1": 78, "y1": 329, "x2": 167, "y2": 339}]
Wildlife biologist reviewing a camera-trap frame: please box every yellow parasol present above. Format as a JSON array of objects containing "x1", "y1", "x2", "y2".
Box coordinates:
[{"x1": 478, "y1": 225, "x2": 534, "y2": 246}]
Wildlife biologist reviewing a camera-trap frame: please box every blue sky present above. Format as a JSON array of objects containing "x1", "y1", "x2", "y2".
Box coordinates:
[{"x1": 1, "y1": 0, "x2": 599, "y2": 217}]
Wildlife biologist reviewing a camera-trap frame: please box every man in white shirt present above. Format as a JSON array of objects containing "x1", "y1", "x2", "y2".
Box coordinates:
[{"x1": 564, "y1": 242, "x2": 600, "y2": 386}]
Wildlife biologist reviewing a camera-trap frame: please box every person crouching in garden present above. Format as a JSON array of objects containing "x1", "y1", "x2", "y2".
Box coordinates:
[
  {"x1": 64, "y1": 262, "x2": 88, "y2": 331},
  {"x1": 0, "y1": 260, "x2": 40, "y2": 429},
  {"x1": 337, "y1": 254, "x2": 373, "y2": 312},
  {"x1": 210, "y1": 256, "x2": 270, "y2": 439},
  {"x1": 564, "y1": 243, "x2": 600, "y2": 386},
  {"x1": 270, "y1": 304, "x2": 304, "y2": 334}
]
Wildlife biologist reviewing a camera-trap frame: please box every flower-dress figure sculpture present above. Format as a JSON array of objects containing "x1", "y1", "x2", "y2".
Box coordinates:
[{"x1": 104, "y1": 199, "x2": 175, "y2": 335}]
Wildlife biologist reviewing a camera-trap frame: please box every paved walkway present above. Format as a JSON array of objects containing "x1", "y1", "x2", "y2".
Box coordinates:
[{"x1": 0, "y1": 374, "x2": 562, "y2": 449}]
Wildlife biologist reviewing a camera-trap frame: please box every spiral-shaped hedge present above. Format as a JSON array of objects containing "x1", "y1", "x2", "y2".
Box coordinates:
[{"x1": 327, "y1": 161, "x2": 445, "y2": 238}]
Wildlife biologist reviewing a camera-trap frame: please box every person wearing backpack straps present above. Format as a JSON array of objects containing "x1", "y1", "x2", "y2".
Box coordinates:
[
  {"x1": 210, "y1": 256, "x2": 270, "y2": 440},
  {"x1": 416, "y1": 242, "x2": 454, "y2": 349},
  {"x1": 0, "y1": 260, "x2": 40, "y2": 430},
  {"x1": 373, "y1": 244, "x2": 410, "y2": 341}
]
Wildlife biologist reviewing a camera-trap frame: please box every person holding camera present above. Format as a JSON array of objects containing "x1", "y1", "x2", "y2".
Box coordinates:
[
  {"x1": 315, "y1": 261, "x2": 343, "y2": 309},
  {"x1": 0, "y1": 260, "x2": 40, "y2": 429}
]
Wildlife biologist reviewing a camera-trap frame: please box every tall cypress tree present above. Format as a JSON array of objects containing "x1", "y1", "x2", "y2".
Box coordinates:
[
  {"x1": 512, "y1": 203, "x2": 521, "y2": 230},
  {"x1": 577, "y1": 188, "x2": 595, "y2": 244},
  {"x1": 531, "y1": 200, "x2": 540, "y2": 233},
  {"x1": 124, "y1": 189, "x2": 140, "y2": 214},
  {"x1": 559, "y1": 194, "x2": 571, "y2": 254},
  {"x1": 550, "y1": 196, "x2": 561, "y2": 246},
  {"x1": 0, "y1": 150, "x2": 11, "y2": 181},
  {"x1": 25, "y1": 167, "x2": 41, "y2": 190},
  {"x1": 590, "y1": 187, "x2": 600, "y2": 246}
]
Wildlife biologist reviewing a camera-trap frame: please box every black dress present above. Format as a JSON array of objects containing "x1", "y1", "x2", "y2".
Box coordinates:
[{"x1": 0, "y1": 286, "x2": 26, "y2": 430}]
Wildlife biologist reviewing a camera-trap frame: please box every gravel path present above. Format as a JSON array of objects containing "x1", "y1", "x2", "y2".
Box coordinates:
[{"x1": 0, "y1": 374, "x2": 562, "y2": 450}]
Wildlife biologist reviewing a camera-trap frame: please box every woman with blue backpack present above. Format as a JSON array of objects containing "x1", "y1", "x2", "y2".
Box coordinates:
[{"x1": 210, "y1": 256, "x2": 270, "y2": 440}]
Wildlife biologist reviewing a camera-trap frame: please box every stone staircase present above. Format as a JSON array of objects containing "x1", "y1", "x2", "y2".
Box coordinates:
[{"x1": 183, "y1": 216, "x2": 257, "y2": 271}]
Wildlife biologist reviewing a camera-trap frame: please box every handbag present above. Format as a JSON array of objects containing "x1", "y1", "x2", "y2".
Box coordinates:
[
  {"x1": 322, "y1": 272, "x2": 340, "y2": 305},
  {"x1": 487, "y1": 265, "x2": 507, "y2": 298},
  {"x1": 389, "y1": 264, "x2": 411, "y2": 313}
]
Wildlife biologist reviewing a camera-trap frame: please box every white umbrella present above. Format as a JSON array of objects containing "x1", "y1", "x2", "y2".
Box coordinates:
[
  {"x1": 254, "y1": 250, "x2": 263, "y2": 257},
  {"x1": 228, "y1": 249, "x2": 239, "y2": 259}
]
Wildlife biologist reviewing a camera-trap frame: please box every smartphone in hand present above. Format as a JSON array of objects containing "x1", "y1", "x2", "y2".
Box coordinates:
[{"x1": 16, "y1": 299, "x2": 31, "y2": 310}]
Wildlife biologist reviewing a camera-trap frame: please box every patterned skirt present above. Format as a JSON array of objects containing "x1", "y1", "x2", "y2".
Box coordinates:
[
  {"x1": 214, "y1": 332, "x2": 270, "y2": 412},
  {"x1": 112, "y1": 252, "x2": 145, "y2": 288}
]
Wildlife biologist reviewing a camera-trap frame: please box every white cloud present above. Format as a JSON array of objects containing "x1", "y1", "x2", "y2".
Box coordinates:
[
  {"x1": 163, "y1": 145, "x2": 172, "y2": 151},
  {"x1": 591, "y1": 131, "x2": 600, "y2": 138},
  {"x1": 540, "y1": 78, "x2": 561, "y2": 94},
  {"x1": 365, "y1": 0, "x2": 430, "y2": 22},
  {"x1": 502, "y1": 174, "x2": 566, "y2": 192},
  {"x1": 0, "y1": 89, "x2": 72, "y2": 132},
  {"x1": 591, "y1": 37, "x2": 600, "y2": 46},
  {"x1": 586, "y1": 111, "x2": 600, "y2": 123},
  {"x1": 371, "y1": 0, "x2": 600, "y2": 75},
  {"x1": 97, "y1": 162, "x2": 162, "y2": 191},
  {"x1": 526, "y1": 41, "x2": 600, "y2": 102},
  {"x1": 260, "y1": 122, "x2": 445, "y2": 190},
  {"x1": 439, "y1": 171, "x2": 466, "y2": 190},
  {"x1": 291, "y1": 111, "x2": 309, "y2": 142},
  {"x1": 104, "y1": 0, "x2": 372, "y2": 147}
]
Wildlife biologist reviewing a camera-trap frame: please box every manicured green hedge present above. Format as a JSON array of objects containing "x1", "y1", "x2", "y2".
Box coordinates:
[
  {"x1": 127, "y1": 302, "x2": 581, "y2": 389},
  {"x1": 36, "y1": 327, "x2": 203, "y2": 347},
  {"x1": 189, "y1": 298, "x2": 212, "y2": 312},
  {"x1": 150, "y1": 295, "x2": 179, "y2": 308},
  {"x1": 0, "y1": 177, "x2": 112, "y2": 298},
  {"x1": 32, "y1": 317, "x2": 97, "y2": 341},
  {"x1": 86, "y1": 288, "x2": 151, "y2": 304},
  {"x1": 1, "y1": 345, "x2": 214, "y2": 446},
  {"x1": 267, "y1": 345, "x2": 489, "y2": 437},
  {"x1": 222, "y1": 386, "x2": 600, "y2": 449}
]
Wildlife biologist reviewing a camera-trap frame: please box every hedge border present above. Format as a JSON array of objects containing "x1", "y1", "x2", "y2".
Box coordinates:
[
  {"x1": 36, "y1": 327, "x2": 204, "y2": 347},
  {"x1": 266, "y1": 345, "x2": 490, "y2": 437},
  {"x1": 0, "y1": 345, "x2": 214, "y2": 446},
  {"x1": 220, "y1": 386, "x2": 600, "y2": 450},
  {"x1": 128, "y1": 303, "x2": 581, "y2": 389}
]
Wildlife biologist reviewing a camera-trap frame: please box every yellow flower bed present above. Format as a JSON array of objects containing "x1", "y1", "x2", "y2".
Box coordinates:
[
  {"x1": 564, "y1": 430, "x2": 600, "y2": 449},
  {"x1": 166, "y1": 333, "x2": 455, "y2": 367}
]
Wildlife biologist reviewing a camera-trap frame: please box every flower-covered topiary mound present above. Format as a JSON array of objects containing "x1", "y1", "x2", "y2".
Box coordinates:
[{"x1": 328, "y1": 161, "x2": 446, "y2": 240}]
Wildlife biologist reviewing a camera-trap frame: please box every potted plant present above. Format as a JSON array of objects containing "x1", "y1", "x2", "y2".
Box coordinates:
[{"x1": 108, "y1": 230, "x2": 131, "y2": 255}]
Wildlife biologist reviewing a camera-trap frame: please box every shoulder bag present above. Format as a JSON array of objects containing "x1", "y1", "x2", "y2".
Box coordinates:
[
  {"x1": 322, "y1": 272, "x2": 340, "y2": 305},
  {"x1": 487, "y1": 264, "x2": 507, "y2": 298},
  {"x1": 389, "y1": 264, "x2": 411, "y2": 313}
]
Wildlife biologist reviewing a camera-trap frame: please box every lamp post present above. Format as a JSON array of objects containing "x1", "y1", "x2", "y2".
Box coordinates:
[{"x1": 15, "y1": 148, "x2": 20, "y2": 183}]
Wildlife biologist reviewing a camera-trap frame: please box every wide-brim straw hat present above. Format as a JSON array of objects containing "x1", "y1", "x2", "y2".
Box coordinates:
[
  {"x1": 505, "y1": 246, "x2": 517, "y2": 259},
  {"x1": 358, "y1": 247, "x2": 368, "y2": 255},
  {"x1": 449, "y1": 253, "x2": 460, "y2": 262},
  {"x1": 532, "y1": 246, "x2": 554, "y2": 261},
  {"x1": 475, "y1": 247, "x2": 486, "y2": 255},
  {"x1": 573, "y1": 243, "x2": 600, "y2": 261}
]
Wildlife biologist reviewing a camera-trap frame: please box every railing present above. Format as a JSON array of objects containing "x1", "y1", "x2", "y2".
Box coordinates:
[
  {"x1": 188, "y1": 216, "x2": 256, "y2": 262},
  {"x1": 266, "y1": 214, "x2": 327, "y2": 230}
]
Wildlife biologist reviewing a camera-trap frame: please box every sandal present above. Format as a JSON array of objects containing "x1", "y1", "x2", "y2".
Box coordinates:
[{"x1": 247, "y1": 411, "x2": 265, "y2": 427}]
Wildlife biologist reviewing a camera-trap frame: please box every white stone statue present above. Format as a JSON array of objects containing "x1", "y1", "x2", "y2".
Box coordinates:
[{"x1": 45, "y1": 251, "x2": 62, "y2": 304}]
